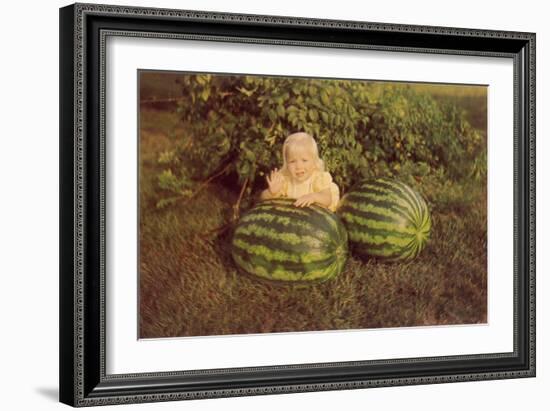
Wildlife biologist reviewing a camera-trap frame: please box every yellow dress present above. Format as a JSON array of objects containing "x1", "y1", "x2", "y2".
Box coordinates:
[{"x1": 280, "y1": 171, "x2": 340, "y2": 212}]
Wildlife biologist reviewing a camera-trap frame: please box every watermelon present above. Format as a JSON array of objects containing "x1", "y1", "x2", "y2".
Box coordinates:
[
  {"x1": 337, "y1": 178, "x2": 431, "y2": 261},
  {"x1": 231, "y1": 198, "x2": 348, "y2": 282}
]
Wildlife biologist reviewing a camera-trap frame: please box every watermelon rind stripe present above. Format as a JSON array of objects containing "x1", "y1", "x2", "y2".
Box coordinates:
[
  {"x1": 356, "y1": 238, "x2": 418, "y2": 260},
  {"x1": 238, "y1": 221, "x2": 315, "y2": 244},
  {"x1": 400, "y1": 181, "x2": 426, "y2": 218},
  {"x1": 336, "y1": 217, "x2": 349, "y2": 247},
  {"x1": 337, "y1": 204, "x2": 399, "y2": 226},
  {"x1": 233, "y1": 229, "x2": 329, "y2": 258},
  {"x1": 373, "y1": 179, "x2": 422, "y2": 219},
  {"x1": 347, "y1": 229, "x2": 416, "y2": 247},
  {"x1": 235, "y1": 221, "x2": 330, "y2": 247},
  {"x1": 376, "y1": 179, "x2": 423, "y2": 221},
  {"x1": 240, "y1": 211, "x2": 319, "y2": 234},
  {"x1": 232, "y1": 237, "x2": 329, "y2": 265},
  {"x1": 353, "y1": 181, "x2": 418, "y2": 221},
  {"x1": 388, "y1": 179, "x2": 428, "y2": 230},
  {"x1": 246, "y1": 205, "x2": 336, "y2": 236},
  {"x1": 338, "y1": 210, "x2": 417, "y2": 235},
  {"x1": 232, "y1": 251, "x2": 338, "y2": 280},
  {"x1": 231, "y1": 248, "x2": 336, "y2": 275},
  {"x1": 254, "y1": 202, "x2": 312, "y2": 218},
  {"x1": 344, "y1": 191, "x2": 417, "y2": 223},
  {"x1": 340, "y1": 196, "x2": 414, "y2": 225},
  {"x1": 309, "y1": 203, "x2": 341, "y2": 233}
]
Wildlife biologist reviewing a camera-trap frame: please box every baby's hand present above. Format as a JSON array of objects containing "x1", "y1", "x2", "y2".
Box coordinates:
[
  {"x1": 294, "y1": 193, "x2": 318, "y2": 208},
  {"x1": 267, "y1": 168, "x2": 284, "y2": 195}
]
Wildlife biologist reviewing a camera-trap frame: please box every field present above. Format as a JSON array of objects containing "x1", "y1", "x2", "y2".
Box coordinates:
[{"x1": 139, "y1": 101, "x2": 487, "y2": 338}]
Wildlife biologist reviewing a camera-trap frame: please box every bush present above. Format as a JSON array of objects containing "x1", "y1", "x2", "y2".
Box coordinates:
[{"x1": 155, "y1": 74, "x2": 486, "y2": 208}]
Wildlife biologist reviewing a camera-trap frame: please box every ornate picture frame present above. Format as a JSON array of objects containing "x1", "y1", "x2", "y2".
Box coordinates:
[{"x1": 59, "y1": 3, "x2": 535, "y2": 407}]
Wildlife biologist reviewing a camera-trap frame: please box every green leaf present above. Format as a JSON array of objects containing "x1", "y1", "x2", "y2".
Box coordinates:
[
  {"x1": 245, "y1": 150, "x2": 256, "y2": 162},
  {"x1": 200, "y1": 88, "x2": 210, "y2": 101},
  {"x1": 308, "y1": 109, "x2": 319, "y2": 122},
  {"x1": 321, "y1": 90, "x2": 330, "y2": 106},
  {"x1": 308, "y1": 85, "x2": 317, "y2": 97},
  {"x1": 217, "y1": 137, "x2": 231, "y2": 156}
]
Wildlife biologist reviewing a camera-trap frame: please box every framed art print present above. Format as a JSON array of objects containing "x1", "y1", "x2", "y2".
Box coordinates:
[{"x1": 59, "y1": 3, "x2": 535, "y2": 407}]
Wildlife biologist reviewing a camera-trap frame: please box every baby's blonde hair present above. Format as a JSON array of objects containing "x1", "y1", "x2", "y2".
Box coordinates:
[{"x1": 280, "y1": 132, "x2": 325, "y2": 176}]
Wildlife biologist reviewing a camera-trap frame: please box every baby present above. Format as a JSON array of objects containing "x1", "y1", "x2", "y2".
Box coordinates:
[{"x1": 260, "y1": 132, "x2": 340, "y2": 211}]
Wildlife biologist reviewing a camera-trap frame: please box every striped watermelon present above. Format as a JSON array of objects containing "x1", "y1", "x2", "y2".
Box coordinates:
[
  {"x1": 337, "y1": 178, "x2": 431, "y2": 261},
  {"x1": 231, "y1": 198, "x2": 348, "y2": 282}
]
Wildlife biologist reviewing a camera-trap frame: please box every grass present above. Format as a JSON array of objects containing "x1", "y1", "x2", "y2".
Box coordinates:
[{"x1": 139, "y1": 110, "x2": 487, "y2": 338}]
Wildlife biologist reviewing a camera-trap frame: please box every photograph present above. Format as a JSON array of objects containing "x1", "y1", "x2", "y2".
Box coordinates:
[
  {"x1": 139, "y1": 71, "x2": 488, "y2": 338},
  {"x1": 58, "y1": 2, "x2": 535, "y2": 406}
]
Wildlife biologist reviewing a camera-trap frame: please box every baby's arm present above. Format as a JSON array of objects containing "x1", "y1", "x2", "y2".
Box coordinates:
[
  {"x1": 294, "y1": 172, "x2": 339, "y2": 210},
  {"x1": 313, "y1": 188, "x2": 333, "y2": 207},
  {"x1": 293, "y1": 189, "x2": 332, "y2": 208},
  {"x1": 261, "y1": 169, "x2": 285, "y2": 200}
]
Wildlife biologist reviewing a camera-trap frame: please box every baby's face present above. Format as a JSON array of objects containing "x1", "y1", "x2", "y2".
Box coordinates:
[{"x1": 286, "y1": 144, "x2": 315, "y2": 183}]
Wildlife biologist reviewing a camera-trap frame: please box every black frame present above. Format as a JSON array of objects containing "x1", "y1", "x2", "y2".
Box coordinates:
[{"x1": 60, "y1": 3, "x2": 536, "y2": 407}]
